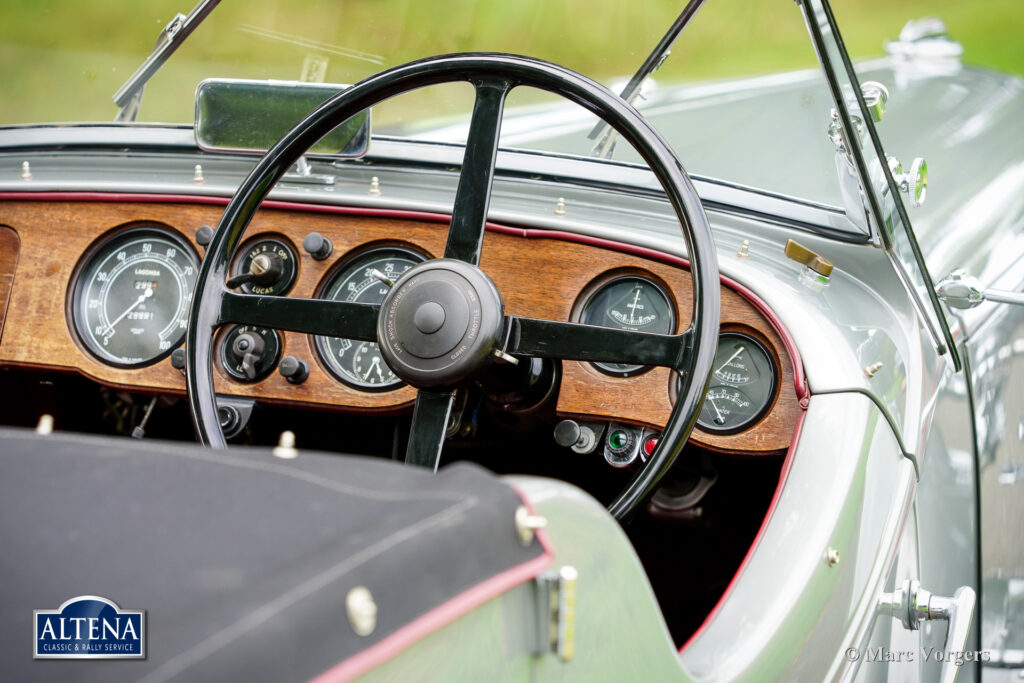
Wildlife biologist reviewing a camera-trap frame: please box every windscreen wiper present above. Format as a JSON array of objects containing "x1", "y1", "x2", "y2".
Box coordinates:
[
  {"x1": 113, "y1": 0, "x2": 222, "y2": 122},
  {"x1": 589, "y1": 0, "x2": 707, "y2": 158}
]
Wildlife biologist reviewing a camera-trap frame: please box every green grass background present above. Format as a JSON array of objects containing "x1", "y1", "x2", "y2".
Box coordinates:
[{"x1": 1, "y1": 0, "x2": 1021, "y2": 125}]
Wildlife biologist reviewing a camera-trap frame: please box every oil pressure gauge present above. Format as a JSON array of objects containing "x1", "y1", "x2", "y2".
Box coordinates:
[{"x1": 696, "y1": 332, "x2": 777, "y2": 434}]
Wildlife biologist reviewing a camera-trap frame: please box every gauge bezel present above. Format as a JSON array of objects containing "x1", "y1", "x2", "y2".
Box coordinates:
[
  {"x1": 572, "y1": 270, "x2": 678, "y2": 378},
  {"x1": 229, "y1": 234, "x2": 299, "y2": 296},
  {"x1": 312, "y1": 244, "x2": 428, "y2": 391},
  {"x1": 69, "y1": 224, "x2": 198, "y2": 369},
  {"x1": 694, "y1": 331, "x2": 778, "y2": 435}
]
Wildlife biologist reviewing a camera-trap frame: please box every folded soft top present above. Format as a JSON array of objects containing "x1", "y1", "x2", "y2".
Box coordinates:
[{"x1": 0, "y1": 428, "x2": 550, "y2": 681}]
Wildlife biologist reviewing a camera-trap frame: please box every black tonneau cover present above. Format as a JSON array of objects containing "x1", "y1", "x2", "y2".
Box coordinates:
[{"x1": 0, "y1": 429, "x2": 549, "y2": 681}]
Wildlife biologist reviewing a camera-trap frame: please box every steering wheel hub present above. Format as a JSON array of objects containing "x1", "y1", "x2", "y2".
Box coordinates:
[{"x1": 377, "y1": 259, "x2": 505, "y2": 387}]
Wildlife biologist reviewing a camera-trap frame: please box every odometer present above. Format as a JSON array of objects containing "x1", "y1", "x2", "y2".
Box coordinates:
[{"x1": 72, "y1": 227, "x2": 198, "y2": 367}]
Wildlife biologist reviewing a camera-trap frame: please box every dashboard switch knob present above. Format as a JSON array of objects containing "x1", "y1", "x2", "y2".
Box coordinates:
[
  {"x1": 303, "y1": 232, "x2": 333, "y2": 260},
  {"x1": 554, "y1": 420, "x2": 583, "y2": 448},
  {"x1": 226, "y1": 251, "x2": 284, "y2": 289},
  {"x1": 278, "y1": 356, "x2": 309, "y2": 385},
  {"x1": 195, "y1": 224, "x2": 214, "y2": 246}
]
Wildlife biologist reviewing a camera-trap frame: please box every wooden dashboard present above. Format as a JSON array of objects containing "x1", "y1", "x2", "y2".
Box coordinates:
[{"x1": 0, "y1": 199, "x2": 803, "y2": 454}]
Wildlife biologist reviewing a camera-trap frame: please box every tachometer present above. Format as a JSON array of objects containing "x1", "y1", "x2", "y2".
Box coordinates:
[
  {"x1": 72, "y1": 227, "x2": 198, "y2": 367},
  {"x1": 578, "y1": 274, "x2": 675, "y2": 376},
  {"x1": 696, "y1": 332, "x2": 777, "y2": 433},
  {"x1": 314, "y1": 247, "x2": 424, "y2": 390}
]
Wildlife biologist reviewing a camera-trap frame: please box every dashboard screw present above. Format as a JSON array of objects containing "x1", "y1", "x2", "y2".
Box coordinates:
[
  {"x1": 368, "y1": 176, "x2": 381, "y2": 195},
  {"x1": 20, "y1": 161, "x2": 32, "y2": 181},
  {"x1": 193, "y1": 164, "x2": 205, "y2": 183},
  {"x1": 737, "y1": 240, "x2": 750, "y2": 258},
  {"x1": 554, "y1": 197, "x2": 566, "y2": 216}
]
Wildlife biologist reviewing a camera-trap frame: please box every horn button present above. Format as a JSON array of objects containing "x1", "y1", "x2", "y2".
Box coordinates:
[{"x1": 377, "y1": 259, "x2": 505, "y2": 387}]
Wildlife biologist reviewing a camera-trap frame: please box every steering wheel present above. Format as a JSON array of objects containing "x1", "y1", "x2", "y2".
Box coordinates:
[{"x1": 186, "y1": 53, "x2": 720, "y2": 519}]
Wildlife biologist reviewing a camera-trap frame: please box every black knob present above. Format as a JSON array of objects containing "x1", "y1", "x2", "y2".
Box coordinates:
[
  {"x1": 195, "y1": 225, "x2": 214, "y2": 246},
  {"x1": 278, "y1": 356, "x2": 309, "y2": 385},
  {"x1": 553, "y1": 420, "x2": 582, "y2": 448},
  {"x1": 303, "y1": 232, "x2": 333, "y2": 260},
  {"x1": 170, "y1": 347, "x2": 186, "y2": 371}
]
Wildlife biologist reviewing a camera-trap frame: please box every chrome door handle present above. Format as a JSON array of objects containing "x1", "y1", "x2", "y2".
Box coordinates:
[{"x1": 878, "y1": 579, "x2": 976, "y2": 683}]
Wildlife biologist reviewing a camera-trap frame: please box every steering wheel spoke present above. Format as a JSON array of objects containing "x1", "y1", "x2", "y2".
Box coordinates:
[
  {"x1": 219, "y1": 291, "x2": 379, "y2": 341},
  {"x1": 443, "y1": 78, "x2": 511, "y2": 266},
  {"x1": 404, "y1": 389, "x2": 456, "y2": 471},
  {"x1": 505, "y1": 316, "x2": 690, "y2": 369}
]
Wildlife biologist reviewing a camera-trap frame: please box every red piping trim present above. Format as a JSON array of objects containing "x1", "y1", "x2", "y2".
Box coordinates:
[
  {"x1": 678, "y1": 407, "x2": 806, "y2": 653},
  {"x1": 0, "y1": 191, "x2": 808, "y2": 403},
  {"x1": 310, "y1": 486, "x2": 553, "y2": 682}
]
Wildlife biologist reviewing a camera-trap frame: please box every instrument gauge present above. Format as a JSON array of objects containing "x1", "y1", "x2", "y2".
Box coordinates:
[
  {"x1": 314, "y1": 247, "x2": 425, "y2": 390},
  {"x1": 578, "y1": 275, "x2": 675, "y2": 377},
  {"x1": 72, "y1": 227, "x2": 198, "y2": 367},
  {"x1": 696, "y1": 332, "x2": 777, "y2": 434}
]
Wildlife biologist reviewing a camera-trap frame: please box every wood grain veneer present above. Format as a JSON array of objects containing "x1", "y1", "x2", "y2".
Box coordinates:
[{"x1": 0, "y1": 200, "x2": 800, "y2": 453}]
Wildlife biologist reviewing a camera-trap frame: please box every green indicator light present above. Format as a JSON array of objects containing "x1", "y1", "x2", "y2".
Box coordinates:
[{"x1": 609, "y1": 430, "x2": 628, "y2": 450}]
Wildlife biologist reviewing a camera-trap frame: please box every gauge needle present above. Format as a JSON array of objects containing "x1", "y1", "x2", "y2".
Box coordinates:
[
  {"x1": 708, "y1": 396, "x2": 727, "y2": 425},
  {"x1": 715, "y1": 346, "x2": 745, "y2": 376},
  {"x1": 627, "y1": 288, "x2": 641, "y2": 324},
  {"x1": 102, "y1": 286, "x2": 153, "y2": 336},
  {"x1": 363, "y1": 356, "x2": 382, "y2": 381}
]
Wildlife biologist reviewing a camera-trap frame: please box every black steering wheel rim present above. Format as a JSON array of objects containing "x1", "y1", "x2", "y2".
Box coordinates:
[{"x1": 186, "y1": 53, "x2": 720, "y2": 519}]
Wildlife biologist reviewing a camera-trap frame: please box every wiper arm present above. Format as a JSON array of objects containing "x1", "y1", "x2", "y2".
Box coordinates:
[
  {"x1": 589, "y1": 0, "x2": 707, "y2": 158},
  {"x1": 113, "y1": 0, "x2": 222, "y2": 122}
]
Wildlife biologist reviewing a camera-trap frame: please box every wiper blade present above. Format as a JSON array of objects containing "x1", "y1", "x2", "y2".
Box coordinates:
[
  {"x1": 113, "y1": 0, "x2": 222, "y2": 122},
  {"x1": 589, "y1": 0, "x2": 707, "y2": 158}
]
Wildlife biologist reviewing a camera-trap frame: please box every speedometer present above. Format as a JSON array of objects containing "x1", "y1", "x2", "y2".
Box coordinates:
[
  {"x1": 72, "y1": 227, "x2": 198, "y2": 367},
  {"x1": 314, "y1": 247, "x2": 425, "y2": 390}
]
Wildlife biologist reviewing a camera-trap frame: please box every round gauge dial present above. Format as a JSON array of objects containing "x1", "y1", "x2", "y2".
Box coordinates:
[
  {"x1": 219, "y1": 325, "x2": 282, "y2": 382},
  {"x1": 231, "y1": 237, "x2": 297, "y2": 296},
  {"x1": 315, "y1": 248, "x2": 424, "y2": 390},
  {"x1": 579, "y1": 275, "x2": 675, "y2": 376},
  {"x1": 697, "y1": 333, "x2": 777, "y2": 434},
  {"x1": 72, "y1": 227, "x2": 198, "y2": 367}
]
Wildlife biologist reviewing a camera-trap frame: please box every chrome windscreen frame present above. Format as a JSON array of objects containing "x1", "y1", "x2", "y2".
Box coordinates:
[{"x1": 797, "y1": 0, "x2": 962, "y2": 372}]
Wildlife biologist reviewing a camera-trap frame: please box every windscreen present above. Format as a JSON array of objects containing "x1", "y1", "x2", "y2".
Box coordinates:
[
  {"x1": 2, "y1": 0, "x2": 846, "y2": 209},
  {"x1": 798, "y1": 0, "x2": 961, "y2": 369}
]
